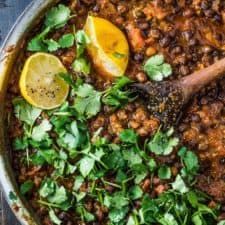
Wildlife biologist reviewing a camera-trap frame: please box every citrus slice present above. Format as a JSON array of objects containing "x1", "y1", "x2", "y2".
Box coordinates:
[
  {"x1": 84, "y1": 16, "x2": 129, "y2": 79},
  {"x1": 19, "y1": 53, "x2": 69, "y2": 109}
]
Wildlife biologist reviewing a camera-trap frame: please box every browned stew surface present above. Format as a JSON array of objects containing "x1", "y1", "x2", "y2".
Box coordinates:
[{"x1": 5, "y1": 0, "x2": 225, "y2": 224}]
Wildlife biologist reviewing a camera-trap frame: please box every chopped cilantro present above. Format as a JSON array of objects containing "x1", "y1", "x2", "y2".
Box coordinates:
[
  {"x1": 12, "y1": 57, "x2": 220, "y2": 225},
  {"x1": 109, "y1": 207, "x2": 129, "y2": 223},
  {"x1": 148, "y1": 158, "x2": 157, "y2": 172},
  {"x1": 72, "y1": 57, "x2": 91, "y2": 75},
  {"x1": 132, "y1": 164, "x2": 148, "y2": 184},
  {"x1": 143, "y1": 54, "x2": 172, "y2": 81},
  {"x1": 28, "y1": 4, "x2": 71, "y2": 52},
  {"x1": 76, "y1": 206, "x2": 95, "y2": 222},
  {"x1": 31, "y1": 119, "x2": 52, "y2": 142},
  {"x1": 75, "y1": 30, "x2": 90, "y2": 57},
  {"x1": 158, "y1": 165, "x2": 171, "y2": 180},
  {"x1": 148, "y1": 128, "x2": 179, "y2": 155},
  {"x1": 44, "y1": 4, "x2": 71, "y2": 29},
  {"x1": 13, "y1": 98, "x2": 42, "y2": 127},
  {"x1": 129, "y1": 185, "x2": 143, "y2": 200},
  {"x1": 49, "y1": 209, "x2": 62, "y2": 225},
  {"x1": 119, "y1": 129, "x2": 138, "y2": 144},
  {"x1": 102, "y1": 76, "x2": 134, "y2": 108},
  {"x1": 172, "y1": 174, "x2": 189, "y2": 193},
  {"x1": 178, "y1": 147, "x2": 199, "y2": 182},
  {"x1": 79, "y1": 156, "x2": 95, "y2": 177},
  {"x1": 74, "y1": 84, "x2": 102, "y2": 118},
  {"x1": 43, "y1": 39, "x2": 60, "y2": 52},
  {"x1": 39, "y1": 179, "x2": 71, "y2": 210},
  {"x1": 140, "y1": 189, "x2": 218, "y2": 225},
  {"x1": 13, "y1": 137, "x2": 29, "y2": 150},
  {"x1": 58, "y1": 33, "x2": 75, "y2": 48},
  {"x1": 73, "y1": 176, "x2": 84, "y2": 191},
  {"x1": 20, "y1": 180, "x2": 34, "y2": 195}
]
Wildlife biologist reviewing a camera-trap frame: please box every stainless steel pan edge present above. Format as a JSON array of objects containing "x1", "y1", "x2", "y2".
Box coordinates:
[{"x1": 0, "y1": 0, "x2": 59, "y2": 224}]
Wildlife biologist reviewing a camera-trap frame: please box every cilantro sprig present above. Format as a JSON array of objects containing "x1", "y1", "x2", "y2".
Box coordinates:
[
  {"x1": 143, "y1": 54, "x2": 173, "y2": 81},
  {"x1": 59, "y1": 74, "x2": 135, "y2": 117},
  {"x1": 102, "y1": 76, "x2": 135, "y2": 108},
  {"x1": 148, "y1": 127, "x2": 179, "y2": 155},
  {"x1": 28, "y1": 4, "x2": 74, "y2": 52}
]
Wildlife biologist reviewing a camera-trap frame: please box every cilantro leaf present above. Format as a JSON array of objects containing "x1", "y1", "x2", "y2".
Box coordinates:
[
  {"x1": 28, "y1": 5, "x2": 71, "y2": 52},
  {"x1": 129, "y1": 185, "x2": 143, "y2": 200},
  {"x1": 76, "y1": 206, "x2": 95, "y2": 222},
  {"x1": 49, "y1": 209, "x2": 62, "y2": 225},
  {"x1": 102, "y1": 76, "x2": 133, "y2": 108},
  {"x1": 172, "y1": 175, "x2": 189, "y2": 193},
  {"x1": 39, "y1": 178, "x2": 56, "y2": 198},
  {"x1": 157, "y1": 213, "x2": 178, "y2": 225},
  {"x1": 31, "y1": 119, "x2": 52, "y2": 142},
  {"x1": 158, "y1": 166, "x2": 171, "y2": 180},
  {"x1": 73, "y1": 176, "x2": 84, "y2": 191},
  {"x1": 39, "y1": 149, "x2": 58, "y2": 164},
  {"x1": 58, "y1": 34, "x2": 75, "y2": 48},
  {"x1": 127, "y1": 215, "x2": 139, "y2": 225},
  {"x1": 60, "y1": 121, "x2": 80, "y2": 149},
  {"x1": 148, "y1": 128, "x2": 179, "y2": 156},
  {"x1": 13, "y1": 98, "x2": 42, "y2": 126},
  {"x1": 143, "y1": 54, "x2": 172, "y2": 81},
  {"x1": 103, "y1": 150, "x2": 125, "y2": 170},
  {"x1": 148, "y1": 158, "x2": 157, "y2": 172},
  {"x1": 72, "y1": 57, "x2": 91, "y2": 75},
  {"x1": 13, "y1": 137, "x2": 29, "y2": 150},
  {"x1": 44, "y1": 4, "x2": 71, "y2": 28},
  {"x1": 123, "y1": 149, "x2": 142, "y2": 166},
  {"x1": 74, "y1": 192, "x2": 86, "y2": 202},
  {"x1": 75, "y1": 30, "x2": 90, "y2": 57},
  {"x1": 178, "y1": 147, "x2": 199, "y2": 180},
  {"x1": 27, "y1": 27, "x2": 50, "y2": 52},
  {"x1": 58, "y1": 73, "x2": 84, "y2": 91},
  {"x1": 132, "y1": 164, "x2": 148, "y2": 184},
  {"x1": 39, "y1": 179, "x2": 71, "y2": 210},
  {"x1": 47, "y1": 186, "x2": 68, "y2": 205},
  {"x1": 119, "y1": 129, "x2": 138, "y2": 144},
  {"x1": 27, "y1": 37, "x2": 47, "y2": 52},
  {"x1": 109, "y1": 207, "x2": 129, "y2": 223},
  {"x1": 43, "y1": 39, "x2": 60, "y2": 52},
  {"x1": 74, "y1": 84, "x2": 102, "y2": 118},
  {"x1": 110, "y1": 192, "x2": 129, "y2": 209},
  {"x1": 79, "y1": 156, "x2": 95, "y2": 177},
  {"x1": 20, "y1": 180, "x2": 34, "y2": 195}
]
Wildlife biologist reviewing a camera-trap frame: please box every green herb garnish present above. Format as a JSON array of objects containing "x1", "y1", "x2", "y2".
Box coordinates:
[
  {"x1": 148, "y1": 127, "x2": 179, "y2": 155},
  {"x1": 143, "y1": 54, "x2": 172, "y2": 81},
  {"x1": 20, "y1": 180, "x2": 34, "y2": 195},
  {"x1": 28, "y1": 4, "x2": 73, "y2": 52}
]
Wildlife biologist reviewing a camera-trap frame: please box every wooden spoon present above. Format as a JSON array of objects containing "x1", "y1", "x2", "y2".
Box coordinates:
[{"x1": 132, "y1": 58, "x2": 225, "y2": 127}]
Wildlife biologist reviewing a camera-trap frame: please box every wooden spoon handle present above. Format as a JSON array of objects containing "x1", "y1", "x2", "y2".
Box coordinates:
[{"x1": 179, "y1": 57, "x2": 225, "y2": 101}]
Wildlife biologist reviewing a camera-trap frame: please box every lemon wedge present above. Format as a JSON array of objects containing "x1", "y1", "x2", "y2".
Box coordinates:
[
  {"x1": 19, "y1": 53, "x2": 69, "y2": 109},
  {"x1": 84, "y1": 16, "x2": 129, "y2": 79}
]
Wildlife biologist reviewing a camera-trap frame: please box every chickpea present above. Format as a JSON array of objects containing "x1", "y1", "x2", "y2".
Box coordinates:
[{"x1": 145, "y1": 47, "x2": 157, "y2": 57}]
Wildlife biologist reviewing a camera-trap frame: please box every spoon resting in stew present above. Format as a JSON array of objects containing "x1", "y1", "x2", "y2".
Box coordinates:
[{"x1": 132, "y1": 57, "x2": 225, "y2": 127}]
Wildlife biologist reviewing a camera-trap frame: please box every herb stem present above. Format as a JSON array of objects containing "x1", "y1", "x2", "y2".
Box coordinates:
[
  {"x1": 101, "y1": 179, "x2": 122, "y2": 189},
  {"x1": 37, "y1": 200, "x2": 60, "y2": 208}
]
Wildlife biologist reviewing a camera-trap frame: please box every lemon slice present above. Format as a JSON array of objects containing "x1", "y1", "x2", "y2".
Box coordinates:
[
  {"x1": 19, "y1": 53, "x2": 69, "y2": 109},
  {"x1": 84, "y1": 16, "x2": 129, "y2": 79}
]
